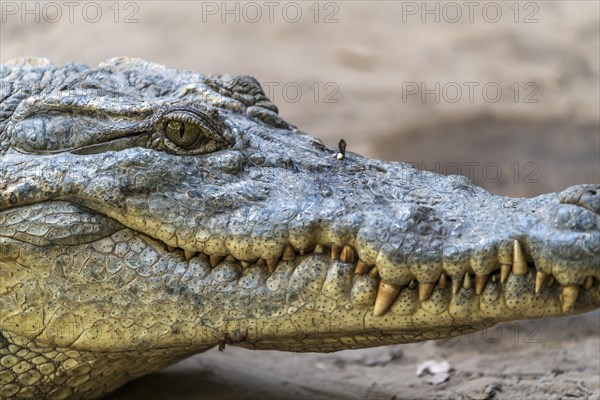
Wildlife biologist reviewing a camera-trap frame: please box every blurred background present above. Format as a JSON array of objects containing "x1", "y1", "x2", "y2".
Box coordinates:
[
  {"x1": 2, "y1": 1, "x2": 598, "y2": 399},
  {"x1": 2, "y1": 1, "x2": 598, "y2": 197}
]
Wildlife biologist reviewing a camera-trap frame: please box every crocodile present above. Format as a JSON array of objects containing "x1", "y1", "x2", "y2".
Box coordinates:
[{"x1": 0, "y1": 58, "x2": 598, "y2": 400}]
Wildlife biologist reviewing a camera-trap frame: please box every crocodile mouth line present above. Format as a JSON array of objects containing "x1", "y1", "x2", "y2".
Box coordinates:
[
  {"x1": 140, "y1": 232, "x2": 598, "y2": 316},
  {"x1": 1, "y1": 200, "x2": 598, "y2": 318}
]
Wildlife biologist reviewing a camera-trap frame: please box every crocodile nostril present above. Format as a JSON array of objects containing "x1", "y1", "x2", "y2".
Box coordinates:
[{"x1": 559, "y1": 184, "x2": 600, "y2": 215}]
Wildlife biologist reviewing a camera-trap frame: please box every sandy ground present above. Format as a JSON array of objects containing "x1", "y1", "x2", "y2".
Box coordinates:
[
  {"x1": 2, "y1": 1, "x2": 599, "y2": 399},
  {"x1": 107, "y1": 311, "x2": 600, "y2": 400}
]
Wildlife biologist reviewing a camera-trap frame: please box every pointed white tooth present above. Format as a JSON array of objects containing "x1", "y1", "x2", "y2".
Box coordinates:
[
  {"x1": 340, "y1": 245, "x2": 356, "y2": 263},
  {"x1": 462, "y1": 274, "x2": 472, "y2": 290},
  {"x1": 535, "y1": 271, "x2": 550, "y2": 294},
  {"x1": 512, "y1": 240, "x2": 528, "y2": 275},
  {"x1": 500, "y1": 264, "x2": 511, "y2": 284},
  {"x1": 314, "y1": 245, "x2": 325, "y2": 254},
  {"x1": 241, "y1": 261, "x2": 251, "y2": 268},
  {"x1": 374, "y1": 280, "x2": 401, "y2": 316},
  {"x1": 583, "y1": 276, "x2": 593, "y2": 290},
  {"x1": 561, "y1": 285, "x2": 579, "y2": 312},
  {"x1": 419, "y1": 282, "x2": 435, "y2": 301},
  {"x1": 184, "y1": 250, "x2": 196, "y2": 261},
  {"x1": 438, "y1": 273, "x2": 448, "y2": 289},
  {"x1": 452, "y1": 276, "x2": 462, "y2": 295},
  {"x1": 475, "y1": 274, "x2": 488, "y2": 295}
]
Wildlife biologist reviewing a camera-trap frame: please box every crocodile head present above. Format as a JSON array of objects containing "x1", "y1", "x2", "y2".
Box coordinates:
[{"x1": 1, "y1": 58, "x2": 598, "y2": 399}]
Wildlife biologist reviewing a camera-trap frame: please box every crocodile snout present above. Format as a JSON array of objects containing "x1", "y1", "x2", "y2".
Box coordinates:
[
  {"x1": 559, "y1": 184, "x2": 600, "y2": 215},
  {"x1": 519, "y1": 185, "x2": 600, "y2": 304}
]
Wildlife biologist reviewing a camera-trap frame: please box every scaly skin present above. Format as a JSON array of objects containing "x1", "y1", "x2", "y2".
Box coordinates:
[{"x1": 0, "y1": 58, "x2": 598, "y2": 400}]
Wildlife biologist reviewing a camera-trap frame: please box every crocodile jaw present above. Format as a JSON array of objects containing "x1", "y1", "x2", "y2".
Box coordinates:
[
  {"x1": 2, "y1": 141, "x2": 599, "y2": 353},
  {"x1": 1, "y1": 206, "x2": 598, "y2": 354}
]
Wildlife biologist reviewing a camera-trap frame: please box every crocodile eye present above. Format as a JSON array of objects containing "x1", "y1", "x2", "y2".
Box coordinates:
[
  {"x1": 154, "y1": 108, "x2": 234, "y2": 155},
  {"x1": 165, "y1": 120, "x2": 202, "y2": 148}
]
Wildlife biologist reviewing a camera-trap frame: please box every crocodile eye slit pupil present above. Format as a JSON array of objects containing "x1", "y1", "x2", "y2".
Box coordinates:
[{"x1": 165, "y1": 120, "x2": 203, "y2": 149}]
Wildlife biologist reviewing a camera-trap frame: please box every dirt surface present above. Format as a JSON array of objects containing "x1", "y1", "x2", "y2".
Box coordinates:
[
  {"x1": 2, "y1": 1, "x2": 599, "y2": 399},
  {"x1": 107, "y1": 311, "x2": 600, "y2": 400}
]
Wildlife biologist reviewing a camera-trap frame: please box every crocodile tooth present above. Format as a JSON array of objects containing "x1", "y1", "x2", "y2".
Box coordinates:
[
  {"x1": 452, "y1": 277, "x2": 462, "y2": 295},
  {"x1": 462, "y1": 274, "x2": 472, "y2": 290},
  {"x1": 331, "y1": 245, "x2": 341, "y2": 260},
  {"x1": 475, "y1": 274, "x2": 488, "y2": 295},
  {"x1": 500, "y1": 264, "x2": 511, "y2": 284},
  {"x1": 535, "y1": 271, "x2": 550, "y2": 294},
  {"x1": 340, "y1": 245, "x2": 356, "y2": 263},
  {"x1": 184, "y1": 250, "x2": 196, "y2": 261},
  {"x1": 512, "y1": 240, "x2": 528, "y2": 275},
  {"x1": 419, "y1": 282, "x2": 435, "y2": 301},
  {"x1": 282, "y1": 245, "x2": 296, "y2": 261},
  {"x1": 438, "y1": 273, "x2": 448, "y2": 289},
  {"x1": 256, "y1": 258, "x2": 266, "y2": 267},
  {"x1": 408, "y1": 280, "x2": 417, "y2": 290},
  {"x1": 241, "y1": 261, "x2": 251, "y2": 268},
  {"x1": 368, "y1": 266, "x2": 380, "y2": 279},
  {"x1": 314, "y1": 244, "x2": 325, "y2": 254},
  {"x1": 167, "y1": 245, "x2": 176, "y2": 252},
  {"x1": 225, "y1": 255, "x2": 236, "y2": 262},
  {"x1": 561, "y1": 285, "x2": 580, "y2": 312},
  {"x1": 267, "y1": 258, "x2": 280, "y2": 273},
  {"x1": 210, "y1": 255, "x2": 223, "y2": 268},
  {"x1": 355, "y1": 260, "x2": 370, "y2": 275},
  {"x1": 491, "y1": 274, "x2": 498, "y2": 283},
  {"x1": 583, "y1": 276, "x2": 594, "y2": 290},
  {"x1": 374, "y1": 280, "x2": 401, "y2": 316}
]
